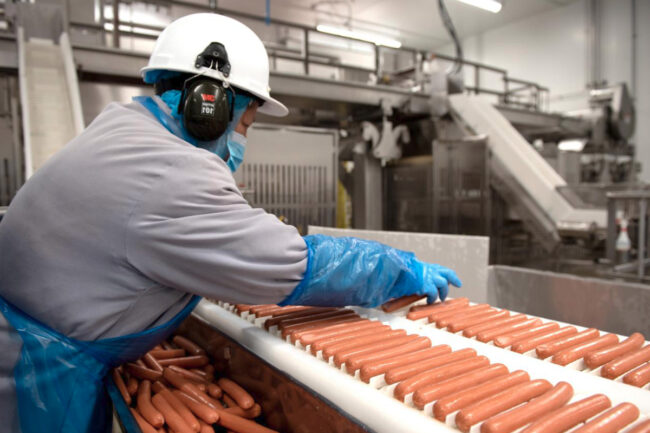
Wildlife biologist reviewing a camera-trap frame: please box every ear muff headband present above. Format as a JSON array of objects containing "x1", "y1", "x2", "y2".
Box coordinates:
[{"x1": 178, "y1": 76, "x2": 234, "y2": 141}]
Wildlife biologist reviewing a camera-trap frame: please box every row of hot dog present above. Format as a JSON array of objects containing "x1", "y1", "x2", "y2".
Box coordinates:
[
  {"x1": 388, "y1": 296, "x2": 650, "y2": 388},
  {"x1": 229, "y1": 302, "x2": 649, "y2": 433},
  {"x1": 113, "y1": 335, "x2": 278, "y2": 433}
]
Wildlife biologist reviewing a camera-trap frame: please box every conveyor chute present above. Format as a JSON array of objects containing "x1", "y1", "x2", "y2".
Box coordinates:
[
  {"x1": 16, "y1": 2, "x2": 84, "y2": 178},
  {"x1": 449, "y1": 94, "x2": 606, "y2": 250}
]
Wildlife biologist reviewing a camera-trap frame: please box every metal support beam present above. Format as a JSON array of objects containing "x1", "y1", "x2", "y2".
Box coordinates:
[
  {"x1": 112, "y1": 0, "x2": 119, "y2": 49},
  {"x1": 353, "y1": 144, "x2": 383, "y2": 230},
  {"x1": 638, "y1": 198, "x2": 646, "y2": 278}
]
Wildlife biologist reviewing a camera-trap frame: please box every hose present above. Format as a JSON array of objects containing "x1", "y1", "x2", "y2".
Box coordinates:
[{"x1": 437, "y1": 0, "x2": 463, "y2": 74}]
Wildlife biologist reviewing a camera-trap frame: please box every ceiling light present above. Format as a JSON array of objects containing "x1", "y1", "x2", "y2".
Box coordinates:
[
  {"x1": 456, "y1": 0, "x2": 502, "y2": 13},
  {"x1": 558, "y1": 139, "x2": 587, "y2": 152},
  {"x1": 316, "y1": 24, "x2": 402, "y2": 48}
]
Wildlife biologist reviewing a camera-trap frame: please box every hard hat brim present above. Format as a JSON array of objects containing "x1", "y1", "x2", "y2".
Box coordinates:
[{"x1": 257, "y1": 95, "x2": 289, "y2": 117}]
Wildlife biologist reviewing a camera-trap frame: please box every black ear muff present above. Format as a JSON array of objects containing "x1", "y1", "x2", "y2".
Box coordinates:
[{"x1": 180, "y1": 78, "x2": 232, "y2": 142}]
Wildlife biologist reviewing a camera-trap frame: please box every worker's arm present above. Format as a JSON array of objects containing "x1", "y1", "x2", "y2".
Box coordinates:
[
  {"x1": 279, "y1": 234, "x2": 462, "y2": 308},
  {"x1": 125, "y1": 153, "x2": 307, "y2": 305},
  {"x1": 126, "y1": 152, "x2": 460, "y2": 307}
]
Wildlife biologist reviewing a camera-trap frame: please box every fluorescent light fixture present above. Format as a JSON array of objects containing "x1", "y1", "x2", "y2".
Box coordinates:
[
  {"x1": 456, "y1": 0, "x2": 502, "y2": 13},
  {"x1": 316, "y1": 24, "x2": 402, "y2": 48},
  {"x1": 558, "y1": 139, "x2": 587, "y2": 152}
]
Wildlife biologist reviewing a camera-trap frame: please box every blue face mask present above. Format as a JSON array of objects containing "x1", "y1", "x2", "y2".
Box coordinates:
[
  {"x1": 134, "y1": 88, "x2": 252, "y2": 173},
  {"x1": 226, "y1": 131, "x2": 247, "y2": 172}
]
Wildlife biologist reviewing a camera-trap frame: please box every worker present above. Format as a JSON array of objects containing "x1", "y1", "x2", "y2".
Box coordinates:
[{"x1": 0, "y1": 13, "x2": 461, "y2": 433}]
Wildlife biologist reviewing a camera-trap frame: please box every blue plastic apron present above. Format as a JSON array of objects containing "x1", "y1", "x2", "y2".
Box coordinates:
[{"x1": 0, "y1": 295, "x2": 201, "y2": 433}]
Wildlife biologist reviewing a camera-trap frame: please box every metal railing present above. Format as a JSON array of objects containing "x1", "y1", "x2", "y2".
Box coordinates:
[{"x1": 70, "y1": 0, "x2": 550, "y2": 111}]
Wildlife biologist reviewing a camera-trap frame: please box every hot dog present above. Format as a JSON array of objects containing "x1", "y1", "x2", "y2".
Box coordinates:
[
  {"x1": 298, "y1": 320, "x2": 384, "y2": 347},
  {"x1": 333, "y1": 334, "x2": 421, "y2": 368},
  {"x1": 217, "y1": 378, "x2": 255, "y2": 410},
  {"x1": 551, "y1": 334, "x2": 619, "y2": 366},
  {"x1": 494, "y1": 323, "x2": 559, "y2": 348},
  {"x1": 535, "y1": 328, "x2": 599, "y2": 359},
  {"x1": 477, "y1": 318, "x2": 542, "y2": 343},
  {"x1": 436, "y1": 304, "x2": 496, "y2": 332},
  {"x1": 345, "y1": 337, "x2": 432, "y2": 373},
  {"x1": 393, "y1": 356, "x2": 490, "y2": 402},
  {"x1": 168, "y1": 366, "x2": 209, "y2": 384},
  {"x1": 144, "y1": 353, "x2": 164, "y2": 373},
  {"x1": 584, "y1": 333, "x2": 645, "y2": 369},
  {"x1": 310, "y1": 325, "x2": 393, "y2": 355},
  {"x1": 158, "y1": 356, "x2": 210, "y2": 369},
  {"x1": 360, "y1": 345, "x2": 452, "y2": 383},
  {"x1": 281, "y1": 314, "x2": 361, "y2": 340},
  {"x1": 571, "y1": 402, "x2": 640, "y2": 433},
  {"x1": 224, "y1": 403, "x2": 262, "y2": 419},
  {"x1": 207, "y1": 383, "x2": 222, "y2": 399},
  {"x1": 216, "y1": 410, "x2": 279, "y2": 433},
  {"x1": 189, "y1": 369, "x2": 210, "y2": 381},
  {"x1": 180, "y1": 382, "x2": 222, "y2": 410},
  {"x1": 234, "y1": 304, "x2": 252, "y2": 313},
  {"x1": 113, "y1": 368, "x2": 132, "y2": 406},
  {"x1": 406, "y1": 297, "x2": 469, "y2": 320},
  {"x1": 382, "y1": 295, "x2": 426, "y2": 312},
  {"x1": 173, "y1": 391, "x2": 220, "y2": 424},
  {"x1": 413, "y1": 364, "x2": 508, "y2": 409},
  {"x1": 446, "y1": 310, "x2": 509, "y2": 333},
  {"x1": 276, "y1": 310, "x2": 355, "y2": 331},
  {"x1": 164, "y1": 367, "x2": 198, "y2": 391},
  {"x1": 287, "y1": 316, "x2": 364, "y2": 343},
  {"x1": 622, "y1": 361, "x2": 650, "y2": 387},
  {"x1": 433, "y1": 371, "x2": 530, "y2": 421},
  {"x1": 198, "y1": 420, "x2": 215, "y2": 433},
  {"x1": 433, "y1": 304, "x2": 493, "y2": 327},
  {"x1": 262, "y1": 307, "x2": 337, "y2": 329},
  {"x1": 480, "y1": 382, "x2": 573, "y2": 433},
  {"x1": 127, "y1": 376, "x2": 139, "y2": 395},
  {"x1": 159, "y1": 388, "x2": 201, "y2": 432},
  {"x1": 137, "y1": 380, "x2": 165, "y2": 428},
  {"x1": 385, "y1": 348, "x2": 476, "y2": 384},
  {"x1": 455, "y1": 379, "x2": 552, "y2": 433},
  {"x1": 246, "y1": 304, "x2": 275, "y2": 315},
  {"x1": 463, "y1": 314, "x2": 528, "y2": 338},
  {"x1": 222, "y1": 392, "x2": 238, "y2": 409},
  {"x1": 521, "y1": 394, "x2": 611, "y2": 433},
  {"x1": 130, "y1": 408, "x2": 159, "y2": 433},
  {"x1": 512, "y1": 327, "x2": 578, "y2": 354},
  {"x1": 126, "y1": 363, "x2": 164, "y2": 381},
  {"x1": 151, "y1": 381, "x2": 168, "y2": 394},
  {"x1": 601, "y1": 345, "x2": 650, "y2": 379},
  {"x1": 150, "y1": 349, "x2": 187, "y2": 359},
  {"x1": 252, "y1": 305, "x2": 306, "y2": 318},
  {"x1": 173, "y1": 336, "x2": 206, "y2": 356},
  {"x1": 151, "y1": 392, "x2": 195, "y2": 433},
  {"x1": 321, "y1": 329, "x2": 407, "y2": 360}
]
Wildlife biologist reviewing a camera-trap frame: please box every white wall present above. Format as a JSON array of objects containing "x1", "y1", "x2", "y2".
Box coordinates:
[{"x1": 438, "y1": 0, "x2": 650, "y2": 180}]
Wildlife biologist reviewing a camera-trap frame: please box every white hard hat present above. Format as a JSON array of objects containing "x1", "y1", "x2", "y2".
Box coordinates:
[{"x1": 141, "y1": 13, "x2": 288, "y2": 117}]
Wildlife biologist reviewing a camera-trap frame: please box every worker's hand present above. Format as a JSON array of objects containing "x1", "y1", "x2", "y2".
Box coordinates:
[
  {"x1": 279, "y1": 234, "x2": 462, "y2": 308},
  {"x1": 420, "y1": 262, "x2": 462, "y2": 303}
]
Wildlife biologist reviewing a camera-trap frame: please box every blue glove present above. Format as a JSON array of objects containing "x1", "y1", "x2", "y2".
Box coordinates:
[{"x1": 279, "y1": 234, "x2": 462, "y2": 308}]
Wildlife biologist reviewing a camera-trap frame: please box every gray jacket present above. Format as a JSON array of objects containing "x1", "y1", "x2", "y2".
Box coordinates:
[{"x1": 0, "y1": 101, "x2": 307, "y2": 430}]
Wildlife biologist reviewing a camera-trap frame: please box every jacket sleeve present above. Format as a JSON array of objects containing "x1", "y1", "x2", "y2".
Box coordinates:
[{"x1": 125, "y1": 153, "x2": 307, "y2": 304}]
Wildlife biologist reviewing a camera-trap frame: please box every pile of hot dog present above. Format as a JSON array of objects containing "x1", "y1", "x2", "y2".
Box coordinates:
[
  {"x1": 397, "y1": 297, "x2": 650, "y2": 387},
  {"x1": 231, "y1": 302, "x2": 650, "y2": 433},
  {"x1": 112, "y1": 335, "x2": 277, "y2": 433}
]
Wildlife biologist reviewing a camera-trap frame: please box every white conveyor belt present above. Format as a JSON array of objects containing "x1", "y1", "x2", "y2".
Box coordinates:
[
  {"x1": 18, "y1": 28, "x2": 84, "y2": 178},
  {"x1": 194, "y1": 300, "x2": 649, "y2": 433}
]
